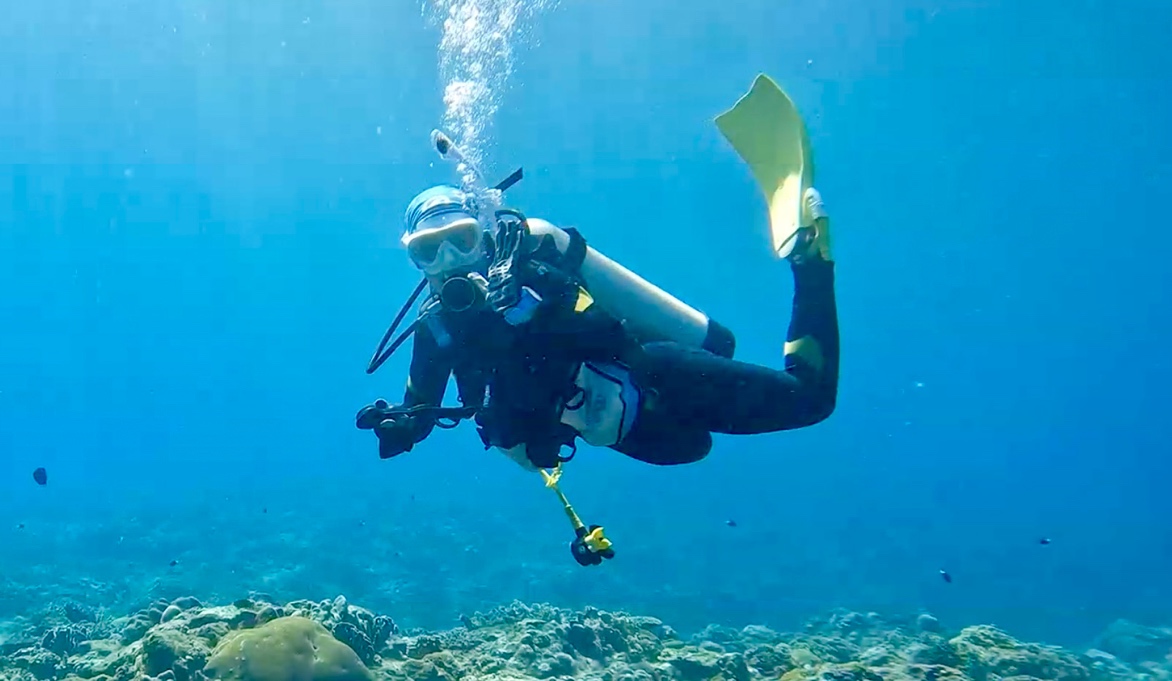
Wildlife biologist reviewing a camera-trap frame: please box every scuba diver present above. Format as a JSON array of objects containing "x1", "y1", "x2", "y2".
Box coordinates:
[{"x1": 356, "y1": 74, "x2": 839, "y2": 562}]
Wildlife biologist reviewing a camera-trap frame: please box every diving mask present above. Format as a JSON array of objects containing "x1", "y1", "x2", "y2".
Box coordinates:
[
  {"x1": 406, "y1": 220, "x2": 484, "y2": 276},
  {"x1": 403, "y1": 185, "x2": 486, "y2": 276}
]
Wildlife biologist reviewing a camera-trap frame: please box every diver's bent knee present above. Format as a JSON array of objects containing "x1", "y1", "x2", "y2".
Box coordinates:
[{"x1": 802, "y1": 392, "x2": 837, "y2": 427}]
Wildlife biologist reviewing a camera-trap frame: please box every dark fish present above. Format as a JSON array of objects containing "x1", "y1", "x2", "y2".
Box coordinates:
[
  {"x1": 726, "y1": 519, "x2": 738, "y2": 528},
  {"x1": 939, "y1": 569, "x2": 952, "y2": 583},
  {"x1": 169, "y1": 560, "x2": 178, "y2": 567},
  {"x1": 17, "y1": 523, "x2": 24, "y2": 530},
  {"x1": 32, "y1": 468, "x2": 47, "y2": 486},
  {"x1": 262, "y1": 508, "x2": 267, "y2": 514},
  {"x1": 1038, "y1": 537, "x2": 1051, "y2": 545}
]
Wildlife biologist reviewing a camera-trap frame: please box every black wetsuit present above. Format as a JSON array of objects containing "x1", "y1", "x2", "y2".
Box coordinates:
[{"x1": 392, "y1": 228, "x2": 839, "y2": 466}]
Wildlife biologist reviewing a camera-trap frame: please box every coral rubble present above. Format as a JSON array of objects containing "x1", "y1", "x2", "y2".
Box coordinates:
[{"x1": 0, "y1": 595, "x2": 1167, "y2": 681}]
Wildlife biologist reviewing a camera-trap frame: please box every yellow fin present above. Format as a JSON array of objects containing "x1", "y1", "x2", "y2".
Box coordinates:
[{"x1": 715, "y1": 74, "x2": 815, "y2": 259}]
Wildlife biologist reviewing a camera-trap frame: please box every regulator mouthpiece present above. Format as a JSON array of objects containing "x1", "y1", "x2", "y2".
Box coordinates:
[{"x1": 439, "y1": 274, "x2": 486, "y2": 313}]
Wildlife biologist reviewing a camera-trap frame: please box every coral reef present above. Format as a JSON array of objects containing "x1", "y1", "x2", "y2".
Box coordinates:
[
  {"x1": 0, "y1": 595, "x2": 1168, "y2": 681},
  {"x1": 205, "y1": 616, "x2": 373, "y2": 681}
]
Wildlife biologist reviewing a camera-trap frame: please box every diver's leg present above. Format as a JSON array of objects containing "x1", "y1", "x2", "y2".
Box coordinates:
[{"x1": 627, "y1": 224, "x2": 839, "y2": 435}]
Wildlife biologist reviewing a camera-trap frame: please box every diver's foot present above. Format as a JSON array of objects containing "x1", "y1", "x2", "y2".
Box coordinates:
[{"x1": 789, "y1": 188, "x2": 832, "y2": 264}]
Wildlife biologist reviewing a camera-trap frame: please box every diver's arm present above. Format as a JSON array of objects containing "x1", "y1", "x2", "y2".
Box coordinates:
[
  {"x1": 524, "y1": 219, "x2": 587, "y2": 273},
  {"x1": 514, "y1": 222, "x2": 641, "y2": 363},
  {"x1": 514, "y1": 254, "x2": 639, "y2": 365},
  {"x1": 547, "y1": 292, "x2": 638, "y2": 363},
  {"x1": 398, "y1": 317, "x2": 453, "y2": 446},
  {"x1": 363, "y1": 315, "x2": 456, "y2": 460}
]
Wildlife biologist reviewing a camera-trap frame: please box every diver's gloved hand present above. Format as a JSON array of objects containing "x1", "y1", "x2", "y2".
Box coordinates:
[
  {"x1": 356, "y1": 399, "x2": 416, "y2": 459},
  {"x1": 355, "y1": 399, "x2": 392, "y2": 430},
  {"x1": 488, "y1": 217, "x2": 547, "y2": 326},
  {"x1": 486, "y1": 216, "x2": 527, "y2": 316},
  {"x1": 374, "y1": 417, "x2": 417, "y2": 459}
]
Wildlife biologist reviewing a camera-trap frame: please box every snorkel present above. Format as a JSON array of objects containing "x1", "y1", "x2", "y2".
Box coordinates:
[{"x1": 432, "y1": 130, "x2": 503, "y2": 238}]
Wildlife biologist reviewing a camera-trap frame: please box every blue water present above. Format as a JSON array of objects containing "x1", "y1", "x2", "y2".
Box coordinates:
[{"x1": 2, "y1": 0, "x2": 1170, "y2": 649}]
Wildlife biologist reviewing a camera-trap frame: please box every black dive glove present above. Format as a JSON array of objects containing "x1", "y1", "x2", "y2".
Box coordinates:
[
  {"x1": 355, "y1": 399, "x2": 416, "y2": 459},
  {"x1": 486, "y1": 215, "x2": 527, "y2": 318}
]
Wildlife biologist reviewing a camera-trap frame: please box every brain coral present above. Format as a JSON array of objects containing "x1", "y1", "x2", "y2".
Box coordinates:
[{"x1": 204, "y1": 615, "x2": 373, "y2": 681}]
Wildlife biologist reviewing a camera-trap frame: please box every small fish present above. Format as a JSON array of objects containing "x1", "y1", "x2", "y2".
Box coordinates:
[
  {"x1": 262, "y1": 508, "x2": 267, "y2": 514},
  {"x1": 725, "y1": 519, "x2": 738, "y2": 528},
  {"x1": 1038, "y1": 537, "x2": 1051, "y2": 545},
  {"x1": 169, "y1": 560, "x2": 178, "y2": 567},
  {"x1": 939, "y1": 569, "x2": 952, "y2": 583},
  {"x1": 32, "y1": 468, "x2": 47, "y2": 486},
  {"x1": 17, "y1": 523, "x2": 25, "y2": 530}
]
